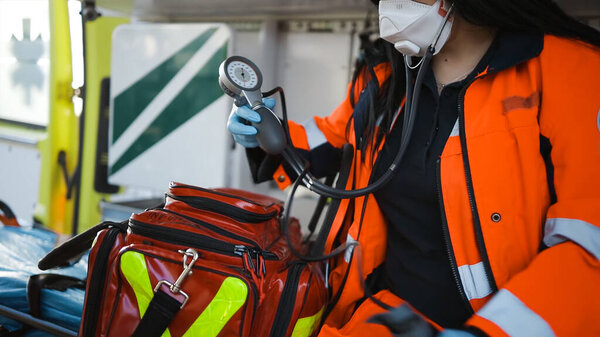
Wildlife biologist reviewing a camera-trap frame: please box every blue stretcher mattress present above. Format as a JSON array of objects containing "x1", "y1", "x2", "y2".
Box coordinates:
[{"x1": 0, "y1": 225, "x2": 87, "y2": 336}]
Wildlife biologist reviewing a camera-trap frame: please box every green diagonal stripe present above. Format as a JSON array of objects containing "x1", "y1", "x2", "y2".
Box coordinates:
[
  {"x1": 112, "y1": 27, "x2": 218, "y2": 143},
  {"x1": 110, "y1": 43, "x2": 227, "y2": 175}
]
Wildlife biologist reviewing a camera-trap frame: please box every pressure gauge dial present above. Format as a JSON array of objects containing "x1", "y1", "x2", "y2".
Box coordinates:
[
  {"x1": 218, "y1": 55, "x2": 286, "y2": 155},
  {"x1": 219, "y1": 56, "x2": 263, "y2": 94},
  {"x1": 228, "y1": 61, "x2": 259, "y2": 89}
]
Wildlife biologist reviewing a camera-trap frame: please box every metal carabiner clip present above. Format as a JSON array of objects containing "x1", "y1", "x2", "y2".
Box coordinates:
[{"x1": 154, "y1": 248, "x2": 199, "y2": 308}]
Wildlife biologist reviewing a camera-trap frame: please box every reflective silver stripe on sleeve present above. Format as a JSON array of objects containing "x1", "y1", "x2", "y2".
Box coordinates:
[
  {"x1": 457, "y1": 262, "x2": 493, "y2": 300},
  {"x1": 301, "y1": 118, "x2": 328, "y2": 150},
  {"x1": 544, "y1": 218, "x2": 600, "y2": 261},
  {"x1": 478, "y1": 289, "x2": 555, "y2": 337},
  {"x1": 344, "y1": 234, "x2": 356, "y2": 263}
]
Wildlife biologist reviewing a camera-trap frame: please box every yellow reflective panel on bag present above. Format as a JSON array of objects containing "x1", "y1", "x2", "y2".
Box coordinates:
[
  {"x1": 121, "y1": 251, "x2": 247, "y2": 336},
  {"x1": 182, "y1": 276, "x2": 248, "y2": 337},
  {"x1": 291, "y1": 306, "x2": 325, "y2": 337},
  {"x1": 121, "y1": 251, "x2": 172, "y2": 337}
]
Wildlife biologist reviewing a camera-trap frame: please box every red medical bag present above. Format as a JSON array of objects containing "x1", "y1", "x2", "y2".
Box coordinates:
[{"x1": 39, "y1": 183, "x2": 327, "y2": 337}]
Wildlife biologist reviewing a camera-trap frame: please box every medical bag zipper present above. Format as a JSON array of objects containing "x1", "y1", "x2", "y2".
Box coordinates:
[
  {"x1": 166, "y1": 193, "x2": 277, "y2": 223},
  {"x1": 169, "y1": 183, "x2": 279, "y2": 208},
  {"x1": 159, "y1": 207, "x2": 267, "y2": 247},
  {"x1": 128, "y1": 219, "x2": 278, "y2": 261},
  {"x1": 268, "y1": 263, "x2": 306, "y2": 337}
]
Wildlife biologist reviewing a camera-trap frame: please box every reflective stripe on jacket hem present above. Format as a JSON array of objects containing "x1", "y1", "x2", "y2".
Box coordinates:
[
  {"x1": 544, "y1": 218, "x2": 600, "y2": 261},
  {"x1": 458, "y1": 262, "x2": 493, "y2": 300},
  {"x1": 477, "y1": 289, "x2": 555, "y2": 337}
]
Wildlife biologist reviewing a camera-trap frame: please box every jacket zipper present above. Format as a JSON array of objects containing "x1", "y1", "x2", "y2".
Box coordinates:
[
  {"x1": 436, "y1": 159, "x2": 474, "y2": 314},
  {"x1": 169, "y1": 184, "x2": 278, "y2": 208},
  {"x1": 128, "y1": 219, "x2": 278, "y2": 261},
  {"x1": 166, "y1": 193, "x2": 277, "y2": 223},
  {"x1": 159, "y1": 208, "x2": 265, "y2": 248},
  {"x1": 457, "y1": 80, "x2": 498, "y2": 293},
  {"x1": 269, "y1": 263, "x2": 306, "y2": 337},
  {"x1": 82, "y1": 226, "x2": 122, "y2": 337}
]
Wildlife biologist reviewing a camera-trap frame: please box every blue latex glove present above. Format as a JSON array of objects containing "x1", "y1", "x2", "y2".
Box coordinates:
[{"x1": 227, "y1": 97, "x2": 276, "y2": 148}]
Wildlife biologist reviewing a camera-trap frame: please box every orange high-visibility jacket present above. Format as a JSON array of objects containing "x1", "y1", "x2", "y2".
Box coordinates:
[{"x1": 271, "y1": 33, "x2": 600, "y2": 336}]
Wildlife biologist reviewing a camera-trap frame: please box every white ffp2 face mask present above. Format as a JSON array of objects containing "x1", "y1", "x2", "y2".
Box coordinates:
[{"x1": 379, "y1": 0, "x2": 454, "y2": 56}]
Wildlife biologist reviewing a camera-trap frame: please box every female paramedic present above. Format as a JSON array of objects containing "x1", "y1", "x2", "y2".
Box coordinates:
[{"x1": 227, "y1": 0, "x2": 600, "y2": 336}]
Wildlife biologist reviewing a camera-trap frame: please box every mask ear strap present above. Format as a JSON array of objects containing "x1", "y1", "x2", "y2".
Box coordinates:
[
  {"x1": 429, "y1": 3, "x2": 455, "y2": 53},
  {"x1": 405, "y1": 55, "x2": 424, "y2": 70}
]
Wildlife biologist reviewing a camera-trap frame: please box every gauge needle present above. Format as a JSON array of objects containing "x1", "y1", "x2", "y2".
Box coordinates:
[{"x1": 241, "y1": 70, "x2": 246, "y2": 80}]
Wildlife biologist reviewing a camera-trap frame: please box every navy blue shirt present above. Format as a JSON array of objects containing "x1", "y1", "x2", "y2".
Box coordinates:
[{"x1": 372, "y1": 44, "x2": 496, "y2": 328}]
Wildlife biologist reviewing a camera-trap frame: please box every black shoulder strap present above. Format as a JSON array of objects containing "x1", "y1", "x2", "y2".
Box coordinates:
[
  {"x1": 38, "y1": 221, "x2": 127, "y2": 270},
  {"x1": 131, "y1": 290, "x2": 183, "y2": 337}
]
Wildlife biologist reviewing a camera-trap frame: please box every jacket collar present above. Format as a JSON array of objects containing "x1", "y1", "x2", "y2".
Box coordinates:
[
  {"x1": 353, "y1": 32, "x2": 545, "y2": 145},
  {"x1": 482, "y1": 31, "x2": 545, "y2": 76}
]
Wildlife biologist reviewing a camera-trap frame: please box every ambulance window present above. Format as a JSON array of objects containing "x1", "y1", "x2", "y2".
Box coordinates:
[
  {"x1": 0, "y1": 0, "x2": 51, "y2": 127},
  {"x1": 68, "y1": 0, "x2": 83, "y2": 118}
]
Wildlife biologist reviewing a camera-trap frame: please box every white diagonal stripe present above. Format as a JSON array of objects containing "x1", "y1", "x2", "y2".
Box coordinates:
[
  {"x1": 457, "y1": 262, "x2": 493, "y2": 300},
  {"x1": 449, "y1": 118, "x2": 459, "y2": 137},
  {"x1": 301, "y1": 118, "x2": 328, "y2": 150},
  {"x1": 544, "y1": 217, "x2": 600, "y2": 261},
  {"x1": 478, "y1": 289, "x2": 555, "y2": 337},
  {"x1": 109, "y1": 26, "x2": 229, "y2": 166}
]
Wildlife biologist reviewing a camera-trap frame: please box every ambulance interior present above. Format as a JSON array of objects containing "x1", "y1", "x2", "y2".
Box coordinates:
[{"x1": 0, "y1": 0, "x2": 598, "y2": 335}]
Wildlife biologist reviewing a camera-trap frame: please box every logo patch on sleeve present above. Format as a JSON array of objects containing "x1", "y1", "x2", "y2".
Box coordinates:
[{"x1": 501, "y1": 91, "x2": 540, "y2": 114}]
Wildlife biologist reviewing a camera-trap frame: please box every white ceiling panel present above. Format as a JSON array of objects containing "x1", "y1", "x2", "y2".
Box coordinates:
[
  {"x1": 94, "y1": 0, "x2": 600, "y2": 26},
  {"x1": 96, "y1": 0, "x2": 374, "y2": 21}
]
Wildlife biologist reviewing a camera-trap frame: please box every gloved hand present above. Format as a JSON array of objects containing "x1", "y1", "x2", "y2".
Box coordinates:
[
  {"x1": 368, "y1": 304, "x2": 436, "y2": 337},
  {"x1": 368, "y1": 304, "x2": 476, "y2": 337},
  {"x1": 227, "y1": 97, "x2": 276, "y2": 148}
]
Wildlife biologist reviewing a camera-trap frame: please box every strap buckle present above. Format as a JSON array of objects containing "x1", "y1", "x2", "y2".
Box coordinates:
[{"x1": 154, "y1": 248, "x2": 198, "y2": 308}]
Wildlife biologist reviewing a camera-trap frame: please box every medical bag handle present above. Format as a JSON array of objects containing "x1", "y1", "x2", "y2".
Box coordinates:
[
  {"x1": 38, "y1": 220, "x2": 127, "y2": 270},
  {"x1": 0, "y1": 200, "x2": 20, "y2": 227}
]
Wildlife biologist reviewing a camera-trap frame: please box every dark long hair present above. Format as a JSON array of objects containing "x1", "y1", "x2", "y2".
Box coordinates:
[{"x1": 355, "y1": 0, "x2": 600, "y2": 158}]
